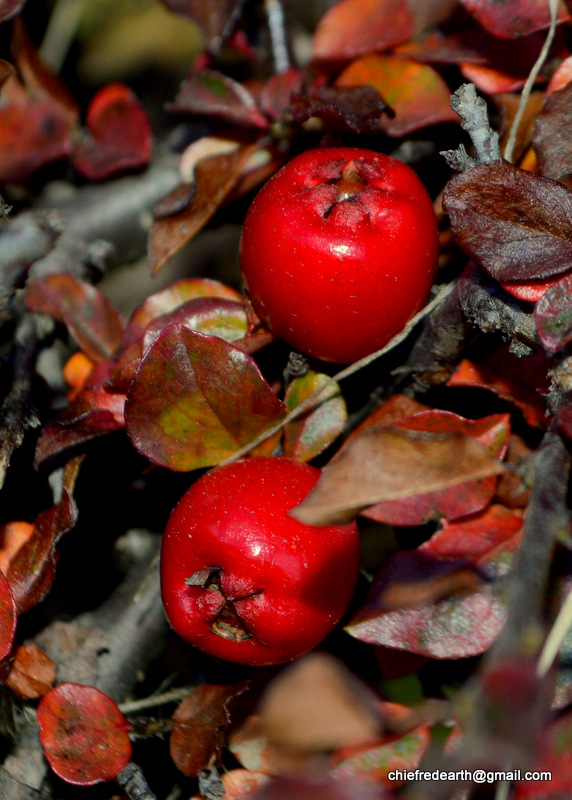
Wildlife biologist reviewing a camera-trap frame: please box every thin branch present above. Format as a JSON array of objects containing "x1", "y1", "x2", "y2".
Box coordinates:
[
  {"x1": 119, "y1": 686, "x2": 192, "y2": 716},
  {"x1": 504, "y1": 0, "x2": 559, "y2": 163}
]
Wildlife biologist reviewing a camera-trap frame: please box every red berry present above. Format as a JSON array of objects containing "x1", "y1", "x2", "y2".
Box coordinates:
[
  {"x1": 240, "y1": 147, "x2": 439, "y2": 363},
  {"x1": 160, "y1": 457, "x2": 360, "y2": 666}
]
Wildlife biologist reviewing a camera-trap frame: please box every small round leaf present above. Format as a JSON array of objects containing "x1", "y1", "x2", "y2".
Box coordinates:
[{"x1": 37, "y1": 683, "x2": 132, "y2": 786}]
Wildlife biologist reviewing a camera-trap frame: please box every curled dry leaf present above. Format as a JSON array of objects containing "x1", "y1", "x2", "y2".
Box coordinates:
[
  {"x1": 149, "y1": 143, "x2": 258, "y2": 274},
  {"x1": 25, "y1": 273, "x2": 125, "y2": 362},
  {"x1": 125, "y1": 325, "x2": 286, "y2": 471},
  {"x1": 291, "y1": 425, "x2": 506, "y2": 526},
  {"x1": 6, "y1": 457, "x2": 81, "y2": 614},
  {"x1": 170, "y1": 682, "x2": 249, "y2": 777},
  {"x1": 37, "y1": 683, "x2": 132, "y2": 786},
  {"x1": 6, "y1": 643, "x2": 55, "y2": 699},
  {"x1": 443, "y1": 160, "x2": 572, "y2": 283}
]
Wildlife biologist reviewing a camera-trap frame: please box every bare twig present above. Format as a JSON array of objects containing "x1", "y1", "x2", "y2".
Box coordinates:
[
  {"x1": 441, "y1": 83, "x2": 501, "y2": 169},
  {"x1": 117, "y1": 762, "x2": 158, "y2": 800},
  {"x1": 504, "y1": 0, "x2": 559, "y2": 163}
]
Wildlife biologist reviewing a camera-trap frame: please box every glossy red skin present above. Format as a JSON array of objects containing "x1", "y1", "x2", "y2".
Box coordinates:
[
  {"x1": 160, "y1": 457, "x2": 360, "y2": 666},
  {"x1": 240, "y1": 147, "x2": 439, "y2": 363}
]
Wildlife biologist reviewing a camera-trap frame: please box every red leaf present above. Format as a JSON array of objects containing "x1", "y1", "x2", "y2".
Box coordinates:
[
  {"x1": 346, "y1": 504, "x2": 523, "y2": 658},
  {"x1": 0, "y1": 101, "x2": 71, "y2": 184},
  {"x1": 447, "y1": 346, "x2": 549, "y2": 428},
  {"x1": 10, "y1": 18, "x2": 79, "y2": 125},
  {"x1": 25, "y1": 274, "x2": 125, "y2": 362},
  {"x1": 169, "y1": 69, "x2": 269, "y2": 129},
  {"x1": 73, "y1": 84, "x2": 152, "y2": 182},
  {"x1": 335, "y1": 54, "x2": 459, "y2": 136},
  {"x1": 312, "y1": 0, "x2": 413, "y2": 61},
  {"x1": 0, "y1": 569, "x2": 16, "y2": 668},
  {"x1": 362, "y1": 410, "x2": 510, "y2": 526},
  {"x1": 514, "y1": 708, "x2": 572, "y2": 797},
  {"x1": 125, "y1": 325, "x2": 286, "y2": 471},
  {"x1": 111, "y1": 278, "x2": 243, "y2": 389},
  {"x1": 460, "y1": 0, "x2": 570, "y2": 38},
  {"x1": 37, "y1": 683, "x2": 132, "y2": 786},
  {"x1": 332, "y1": 723, "x2": 431, "y2": 790}
]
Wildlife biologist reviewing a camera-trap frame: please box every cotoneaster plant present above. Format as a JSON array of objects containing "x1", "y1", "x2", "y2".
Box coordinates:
[
  {"x1": 240, "y1": 146, "x2": 440, "y2": 363},
  {"x1": 160, "y1": 457, "x2": 360, "y2": 666}
]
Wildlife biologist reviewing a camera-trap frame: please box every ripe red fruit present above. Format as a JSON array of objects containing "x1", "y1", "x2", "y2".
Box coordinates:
[
  {"x1": 240, "y1": 147, "x2": 439, "y2": 363},
  {"x1": 160, "y1": 457, "x2": 360, "y2": 666}
]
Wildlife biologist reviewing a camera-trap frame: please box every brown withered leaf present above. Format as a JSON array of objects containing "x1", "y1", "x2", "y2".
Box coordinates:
[
  {"x1": 258, "y1": 653, "x2": 382, "y2": 756},
  {"x1": 291, "y1": 426, "x2": 505, "y2": 526},
  {"x1": 443, "y1": 160, "x2": 572, "y2": 282},
  {"x1": 6, "y1": 457, "x2": 82, "y2": 614},
  {"x1": 170, "y1": 682, "x2": 249, "y2": 777},
  {"x1": 533, "y1": 81, "x2": 572, "y2": 188},
  {"x1": 6, "y1": 643, "x2": 55, "y2": 699},
  {"x1": 149, "y1": 143, "x2": 257, "y2": 274}
]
